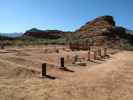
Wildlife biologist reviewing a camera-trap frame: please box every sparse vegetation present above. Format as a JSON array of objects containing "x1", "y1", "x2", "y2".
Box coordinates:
[{"x1": 0, "y1": 15, "x2": 133, "y2": 51}]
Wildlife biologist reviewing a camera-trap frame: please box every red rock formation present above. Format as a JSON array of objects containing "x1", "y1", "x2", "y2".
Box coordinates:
[{"x1": 75, "y1": 15, "x2": 129, "y2": 47}]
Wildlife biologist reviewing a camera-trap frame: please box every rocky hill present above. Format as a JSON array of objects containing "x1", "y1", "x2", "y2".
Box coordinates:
[
  {"x1": 76, "y1": 15, "x2": 115, "y2": 35},
  {"x1": 23, "y1": 15, "x2": 133, "y2": 49},
  {"x1": 24, "y1": 28, "x2": 67, "y2": 39},
  {"x1": 75, "y1": 15, "x2": 133, "y2": 48}
]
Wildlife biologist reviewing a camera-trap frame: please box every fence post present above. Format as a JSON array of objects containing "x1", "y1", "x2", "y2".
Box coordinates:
[
  {"x1": 56, "y1": 49, "x2": 59, "y2": 53},
  {"x1": 104, "y1": 48, "x2": 107, "y2": 56},
  {"x1": 88, "y1": 51, "x2": 91, "y2": 61},
  {"x1": 42, "y1": 63, "x2": 47, "y2": 77},
  {"x1": 1, "y1": 43, "x2": 5, "y2": 49},
  {"x1": 60, "y1": 57, "x2": 65, "y2": 68},
  {"x1": 98, "y1": 49, "x2": 102, "y2": 57},
  {"x1": 94, "y1": 51, "x2": 97, "y2": 60}
]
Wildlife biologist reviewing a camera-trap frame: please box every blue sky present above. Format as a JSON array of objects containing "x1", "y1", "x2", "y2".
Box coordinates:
[{"x1": 0, "y1": 0, "x2": 132, "y2": 33}]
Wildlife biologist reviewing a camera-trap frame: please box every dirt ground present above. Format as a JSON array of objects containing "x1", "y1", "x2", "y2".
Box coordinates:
[{"x1": 0, "y1": 45, "x2": 133, "y2": 100}]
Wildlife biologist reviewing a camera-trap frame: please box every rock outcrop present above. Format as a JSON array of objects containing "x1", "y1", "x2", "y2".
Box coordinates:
[
  {"x1": 76, "y1": 15, "x2": 115, "y2": 34},
  {"x1": 75, "y1": 15, "x2": 133, "y2": 48}
]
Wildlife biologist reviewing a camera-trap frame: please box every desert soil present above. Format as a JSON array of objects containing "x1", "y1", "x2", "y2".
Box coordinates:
[{"x1": 0, "y1": 45, "x2": 133, "y2": 100}]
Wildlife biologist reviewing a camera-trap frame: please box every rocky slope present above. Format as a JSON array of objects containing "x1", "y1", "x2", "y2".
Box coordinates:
[
  {"x1": 76, "y1": 15, "x2": 115, "y2": 35},
  {"x1": 75, "y1": 15, "x2": 133, "y2": 48}
]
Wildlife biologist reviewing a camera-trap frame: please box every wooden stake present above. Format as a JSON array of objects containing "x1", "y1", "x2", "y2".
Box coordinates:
[
  {"x1": 1, "y1": 43, "x2": 5, "y2": 49},
  {"x1": 88, "y1": 51, "x2": 91, "y2": 61},
  {"x1": 98, "y1": 49, "x2": 102, "y2": 57},
  {"x1": 60, "y1": 57, "x2": 65, "y2": 68},
  {"x1": 104, "y1": 48, "x2": 107, "y2": 56},
  {"x1": 42, "y1": 63, "x2": 47, "y2": 77},
  {"x1": 89, "y1": 46, "x2": 91, "y2": 51},
  {"x1": 94, "y1": 51, "x2": 97, "y2": 60}
]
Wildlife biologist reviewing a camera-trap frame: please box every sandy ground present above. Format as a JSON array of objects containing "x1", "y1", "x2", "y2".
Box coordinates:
[{"x1": 0, "y1": 45, "x2": 133, "y2": 100}]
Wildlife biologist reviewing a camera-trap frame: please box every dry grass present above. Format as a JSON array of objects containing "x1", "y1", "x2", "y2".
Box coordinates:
[{"x1": 0, "y1": 45, "x2": 133, "y2": 100}]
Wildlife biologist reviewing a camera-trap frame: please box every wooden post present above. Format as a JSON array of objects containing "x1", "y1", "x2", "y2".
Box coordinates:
[
  {"x1": 42, "y1": 63, "x2": 47, "y2": 77},
  {"x1": 88, "y1": 51, "x2": 91, "y2": 61},
  {"x1": 94, "y1": 51, "x2": 97, "y2": 60},
  {"x1": 98, "y1": 49, "x2": 102, "y2": 57},
  {"x1": 1, "y1": 43, "x2": 5, "y2": 49},
  {"x1": 88, "y1": 46, "x2": 91, "y2": 51},
  {"x1": 56, "y1": 49, "x2": 59, "y2": 53},
  {"x1": 104, "y1": 48, "x2": 107, "y2": 56},
  {"x1": 60, "y1": 57, "x2": 65, "y2": 68}
]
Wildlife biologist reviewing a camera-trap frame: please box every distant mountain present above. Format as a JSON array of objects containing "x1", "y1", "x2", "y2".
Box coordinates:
[
  {"x1": 0, "y1": 33, "x2": 23, "y2": 38},
  {"x1": 126, "y1": 29, "x2": 133, "y2": 35},
  {"x1": 24, "y1": 28, "x2": 68, "y2": 39}
]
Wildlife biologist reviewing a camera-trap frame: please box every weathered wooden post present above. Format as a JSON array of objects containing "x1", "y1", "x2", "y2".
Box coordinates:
[
  {"x1": 88, "y1": 46, "x2": 91, "y2": 51},
  {"x1": 60, "y1": 57, "x2": 65, "y2": 68},
  {"x1": 88, "y1": 51, "x2": 91, "y2": 61},
  {"x1": 56, "y1": 49, "x2": 59, "y2": 53},
  {"x1": 87, "y1": 46, "x2": 91, "y2": 61},
  {"x1": 98, "y1": 48, "x2": 102, "y2": 58},
  {"x1": 42, "y1": 63, "x2": 47, "y2": 77},
  {"x1": 1, "y1": 43, "x2": 5, "y2": 49},
  {"x1": 104, "y1": 48, "x2": 107, "y2": 56},
  {"x1": 94, "y1": 51, "x2": 97, "y2": 60}
]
